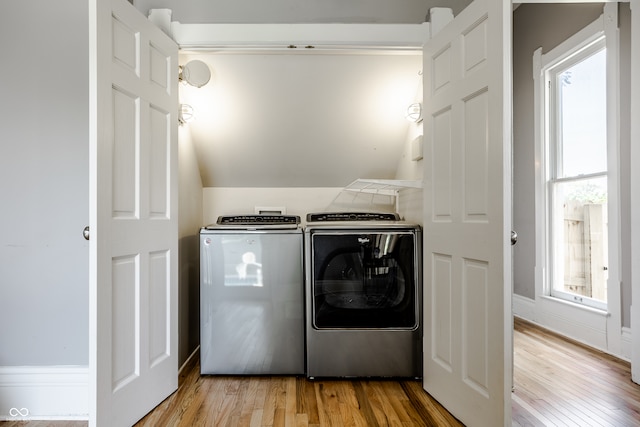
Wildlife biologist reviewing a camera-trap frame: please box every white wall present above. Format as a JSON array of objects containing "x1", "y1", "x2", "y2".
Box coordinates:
[
  {"x1": 179, "y1": 51, "x2": 423, "y2": 189},
  {"x1": 201, "y1": 81, "x2": 425, "y2": 225},
  {"x1": 203, "y1": 188, "x2": 344, "y2": 225},
  {"x1": 0, "y1": 0, "x2": 89, "y2": 367},
  {"x1": 394, "y1": 78, "x2": 424, "y2": 225},
  {"x1": 198, "y1": 43, "x2": 426, "y2": 228}
]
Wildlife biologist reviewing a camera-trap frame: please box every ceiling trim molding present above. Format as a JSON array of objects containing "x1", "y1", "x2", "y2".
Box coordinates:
[{"x1": 171, "y1": 22, "x2": 431, "y2": 52}]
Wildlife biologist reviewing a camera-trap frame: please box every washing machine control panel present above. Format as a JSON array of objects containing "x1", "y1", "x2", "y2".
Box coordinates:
[
  {"x1": 306, "y1": 212, "x2": 400, "y2": 222},
  {"x1": 216, "y1": 214, "x2": 300, "y2": 226}
]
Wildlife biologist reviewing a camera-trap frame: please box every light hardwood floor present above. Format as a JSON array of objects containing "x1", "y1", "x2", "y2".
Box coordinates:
[
  {"x1": 3, "y1": 318, "x2": 640, "y2": 426},
  {"x1": 512, "y1": 317, "x2": 640, "y2": 426},
  {"x1": 132, "y1": 364, "x2": 461, "y2": 426}
]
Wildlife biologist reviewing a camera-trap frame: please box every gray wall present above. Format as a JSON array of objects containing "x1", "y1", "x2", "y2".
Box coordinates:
[
  {"x1": 0, "y1": 0, "x2": 89, "y2": 365},
  {"x1": 512, "y1": 3, "x2": 632, "y2": 327},
  {"x1": 0, "y1": 0, "x2": 205, "y2": 369},
  {"x1": 133, "y1": 0, "x2": 472, "y2": 24}
]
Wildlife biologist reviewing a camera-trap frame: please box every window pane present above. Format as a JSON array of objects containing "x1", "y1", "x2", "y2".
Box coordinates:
[
  {"x1": 557, "y1": 48, "x2": 607, "y2": 177},
  {"x1": 551, "y1": 176, "x2": 608, "y2": 304}
]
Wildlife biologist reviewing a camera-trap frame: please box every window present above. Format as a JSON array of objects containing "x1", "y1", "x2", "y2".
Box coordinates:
[
  {"x1": 542, "y1": 28, "x2": 610, "y2": 310},
  {"x1": 531, "y1": 4, "x2": 623, "y2": 355}
]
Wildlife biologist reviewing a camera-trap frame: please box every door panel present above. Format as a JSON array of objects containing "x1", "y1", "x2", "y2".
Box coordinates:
[
  {"x1": 432, "y1": 254, "x2": 453, "y2": 368},
  {"x1": 149, "y1": 250, "x2": 170, "y2": 366},
  {"x1": 112, "y1": 89, "x2": 138, "y2": 217},
  {"x1": 89, "y1": 0, "x2": 179, "y2": 425},
  {"x1": 463, "y1": 259, "x2": 490, "y2": 395},
  {"x1": 149, "y1": 107, "x2": 170, "y2": 217},
  {"x1": 422, "y1": 0, "x2": 512, "y2": 425}
]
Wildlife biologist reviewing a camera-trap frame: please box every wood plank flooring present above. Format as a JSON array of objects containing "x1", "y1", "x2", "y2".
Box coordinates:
[
  {"x1": 3, "y1": 318, "x2": 640, "y2": 426},
  {"x1": 512, "y1": 317, "x2": 640, "y2": 427},
  {"x1": 133, "y1": 361, "x2": 462, "y2": 427}
]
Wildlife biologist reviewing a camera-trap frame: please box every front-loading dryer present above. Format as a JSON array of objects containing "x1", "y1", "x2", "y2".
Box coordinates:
[{"x1": 304, "y1": 212, "x2": 422, "y2": 378}]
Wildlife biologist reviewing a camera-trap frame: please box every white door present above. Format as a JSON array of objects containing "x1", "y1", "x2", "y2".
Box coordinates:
[
  {"x1": 89, "y1": 0, "x2": 179, "y2": 425},
  {"x1": 422, "y1": 0, "x2": 512, "y2": 426}
]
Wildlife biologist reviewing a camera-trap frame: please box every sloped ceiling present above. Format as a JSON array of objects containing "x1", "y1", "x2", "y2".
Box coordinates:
[{"x1": 180, "y1": 51, "x2": 423, "y2": 188}]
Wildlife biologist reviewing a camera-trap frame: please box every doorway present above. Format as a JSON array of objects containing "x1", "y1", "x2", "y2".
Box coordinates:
[{"x1": 512, "y1": 0, "x2": 631, "y2": 411}]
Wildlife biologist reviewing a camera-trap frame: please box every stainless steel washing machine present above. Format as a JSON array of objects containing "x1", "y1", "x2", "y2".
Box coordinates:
[
  {"x1": 200, "y1": 214, "x2": 304, "y2": 375},
  {"x1": 304, "y1": 212, "x2": 422, "y2": 378}
]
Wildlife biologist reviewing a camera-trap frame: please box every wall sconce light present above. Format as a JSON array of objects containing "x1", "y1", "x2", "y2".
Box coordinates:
[
  {"x1": 179, "y1": 104, "x2": 194, "y2": 125},
  {"x1": 405, "y1": 102, "x2": 423, "y2": 123},
  {"x1": 179, "y1": 60, "x2": 211, "y2": 88}
]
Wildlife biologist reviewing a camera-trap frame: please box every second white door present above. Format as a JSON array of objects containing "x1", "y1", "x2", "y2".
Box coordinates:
[
  {"x1": 89, "y1": 0, "x2": 179, "y2": 425},
  {"x1": 422, "y1": 0, "x2": 512, "y2": 425}
]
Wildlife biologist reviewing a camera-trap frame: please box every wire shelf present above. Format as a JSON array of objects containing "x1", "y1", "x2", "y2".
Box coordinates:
[{"x1": 327, "y1": 179, "x2": 423, "y2": 212}]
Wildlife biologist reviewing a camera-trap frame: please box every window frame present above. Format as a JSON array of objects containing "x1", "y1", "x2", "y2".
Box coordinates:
[
  {"x1": 544, "y1": 35, "x2": 608, "y2": 311},
  {"x1": 532, "y1": 8, "x2": 621, "y2": 332}
]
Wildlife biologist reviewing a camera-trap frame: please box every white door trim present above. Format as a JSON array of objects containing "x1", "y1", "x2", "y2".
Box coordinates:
[{"x1": 630, "y1": 0, "x2": 640, "y2": 383}]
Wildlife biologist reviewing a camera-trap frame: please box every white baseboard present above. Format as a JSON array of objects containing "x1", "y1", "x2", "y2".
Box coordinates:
[
  {"x1": 0, "y1": 349, "x2": 199, "y2": 422},
  {"x1": 513, "y1": 293, "x2": 608, "y2": 351},
  {"x1": 0, "y1": 366, "x2": 88, "y2": 421},
  {"x1": 512, "y1": 294, "x2": 536, "y2": 321},
  {"x1": 513, "y1": 293, "x2": 631, "y2": 361}
]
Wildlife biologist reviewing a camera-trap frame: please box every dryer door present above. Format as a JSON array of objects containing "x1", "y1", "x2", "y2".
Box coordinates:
[{"x1": 311, "y1": 231, "x2": 418, "y2": 329}]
